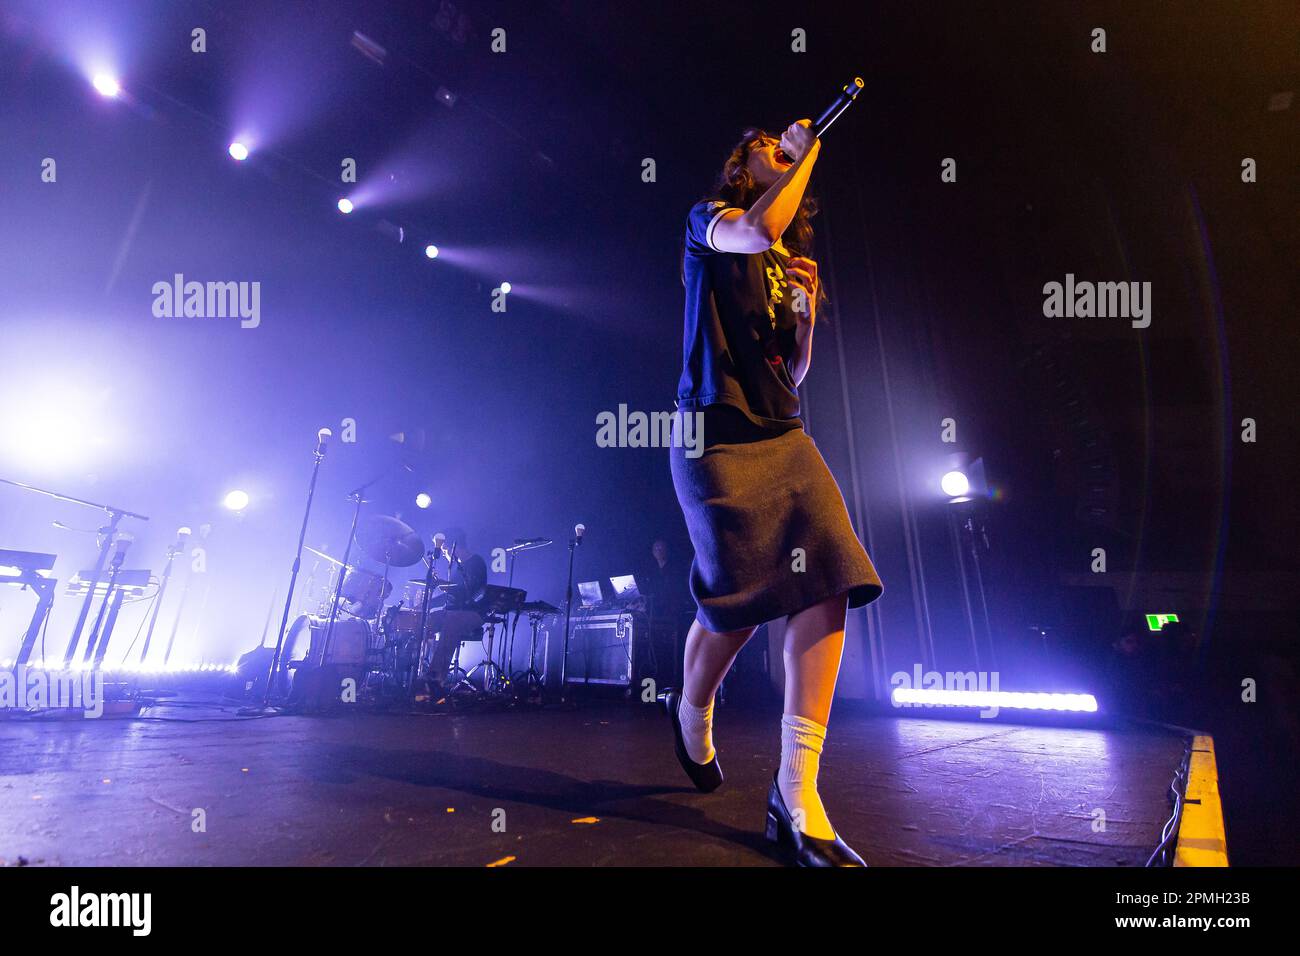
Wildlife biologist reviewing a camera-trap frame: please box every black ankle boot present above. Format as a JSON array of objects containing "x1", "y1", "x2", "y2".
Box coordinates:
[
  {"x1": 658, "y1": 689, "x2": 723, "y2": 793},
  {"x1": 765, "y1": 774, "x2": 866, "y2": 867}
]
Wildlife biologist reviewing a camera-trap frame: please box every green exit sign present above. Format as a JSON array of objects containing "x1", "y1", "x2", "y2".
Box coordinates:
[{"x1": 1145, "y1": 613, "x2": 1180, "y2": 632}]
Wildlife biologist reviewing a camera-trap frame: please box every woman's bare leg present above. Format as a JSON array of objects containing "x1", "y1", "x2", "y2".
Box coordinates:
[
  {"x1": 779, "y1": 592, "x2": 849, "y2": 838},
  {"x1": 677, "y1": 618, "x2": 755, "y2": 763},
  {"x1": 683, "y1": 618, "x2": 755, "y2": 705},
  {"x1": 783, "y1": 593, "x2": 848, "y2": 725}
]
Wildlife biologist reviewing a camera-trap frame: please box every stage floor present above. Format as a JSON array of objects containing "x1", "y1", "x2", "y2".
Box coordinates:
[{"x1": 0, "y1": 698, "x2": 1187, "y2": 866}]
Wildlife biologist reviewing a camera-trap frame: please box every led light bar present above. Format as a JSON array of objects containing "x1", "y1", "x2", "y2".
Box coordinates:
[{"x1": 891, "y1": 688, "x2": 1098, "y2": 712}]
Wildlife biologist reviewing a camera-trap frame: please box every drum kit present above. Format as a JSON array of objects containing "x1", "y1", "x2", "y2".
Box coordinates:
[{"x1": 274, "y1": 514, "x2": 559, "y2": 709}]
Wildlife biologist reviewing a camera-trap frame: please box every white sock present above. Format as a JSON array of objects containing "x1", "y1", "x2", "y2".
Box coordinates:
[
  {"x1": 778, "y1": 714, "x2": 835, "y2": 840},
  {"x1": 677, "y1": 692, "x2": 715, "y2": 764}
]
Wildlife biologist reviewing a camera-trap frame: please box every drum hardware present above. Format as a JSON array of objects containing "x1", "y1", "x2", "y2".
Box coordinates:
[
  {"x1": 0, "y1": 477, "x2": 150, "y2": 667},
  {"x1": 0, "y1": 549, "x2": 59, "y2": 667},
  {"x1": 512, "y1": 600, "x2": 560, "y2": 700}
]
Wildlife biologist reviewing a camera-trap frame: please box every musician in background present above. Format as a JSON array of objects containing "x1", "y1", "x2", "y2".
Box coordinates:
[
  {"x1": 640, "y1": 538, "x2": 689, "y2": 617},
  {"x1": 442, "y1": 526, "x2": 487, "y2": 606}
]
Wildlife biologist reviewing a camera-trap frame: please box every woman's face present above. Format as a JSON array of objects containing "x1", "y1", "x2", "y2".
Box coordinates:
[{"x1": 745, "y1": 134, "x2": 793, "y2": 189}]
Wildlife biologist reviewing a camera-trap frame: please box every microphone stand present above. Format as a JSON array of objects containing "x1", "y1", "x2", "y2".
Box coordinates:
[
  {"x1": 0, "y1": 478, "x2": 149, "y2": 666},
  {"x1": 138, "y1": 537, "x2": 184, "y2": 665},
  {"x1": 245, "y1": 440, "x2": 327, "y2": 714},
  {"x1": 559, "y1": 532, "x2": 580, "y2": 703},
  {"x1": 317, "y1": 464, "x2": 398, "y2": 672}
]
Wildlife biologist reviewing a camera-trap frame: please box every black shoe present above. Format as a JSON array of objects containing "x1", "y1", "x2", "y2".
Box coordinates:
[
  {"x1": 658, "y1": 688, "x2": 723, "y2": 793},
  {"x1": 765, "y1": 775, "x2": 866, "y2": 867}
]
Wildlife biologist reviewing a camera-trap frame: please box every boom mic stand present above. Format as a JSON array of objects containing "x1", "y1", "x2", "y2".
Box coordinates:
[{"x1": 0, "y1": 478, "x2": 149, "y2": 666}]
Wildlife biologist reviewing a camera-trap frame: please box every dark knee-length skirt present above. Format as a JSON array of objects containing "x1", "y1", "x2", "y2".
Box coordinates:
[{"x1": 670, "y1": 405, "x2": 883, "y2": 633}]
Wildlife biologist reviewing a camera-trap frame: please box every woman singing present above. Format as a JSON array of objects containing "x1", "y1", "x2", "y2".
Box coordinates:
[{"x1": 663, "y1": 119, "x2": 883, "y2": 866}]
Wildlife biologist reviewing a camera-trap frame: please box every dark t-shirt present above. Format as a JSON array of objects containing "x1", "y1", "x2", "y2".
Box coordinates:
[{"x1": 676, "y1": 200, "x2": 804, "y2": 430}]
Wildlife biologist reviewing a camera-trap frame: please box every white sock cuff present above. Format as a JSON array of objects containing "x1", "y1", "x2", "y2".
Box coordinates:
[
  {"x1": 781, "y1": 713, "x2": 827, "y2": 746},
  {"x1": 682, "y1": 692, "x2": 714, "y2": 718}
]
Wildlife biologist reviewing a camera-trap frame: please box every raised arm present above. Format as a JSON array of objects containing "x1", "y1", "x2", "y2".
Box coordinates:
[{"x1": 710, "y1": 120, "x2": 820, "y2": 254}]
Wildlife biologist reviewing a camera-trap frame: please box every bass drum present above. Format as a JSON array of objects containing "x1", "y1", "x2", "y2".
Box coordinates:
[{"x1": 279, "y1": 614, "x2": 373, "y2": 707}]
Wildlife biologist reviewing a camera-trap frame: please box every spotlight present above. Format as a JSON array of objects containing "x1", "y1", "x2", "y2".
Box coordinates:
[
  {"x1": 424, "y1": 244, "x2": 439, "y2": 259},
  {"x1": 500, "y1": 282, "x2": 512, "y2": 294},
  {"x1": 91, "y1": 73, "x2": 120, "y2": 98},
  {"x1": 228, "y1": 142, "x2": 250, "y2": 161},
  {"x1": 337, "y1": 198, "x2": 354, "y2": 214},
  {"x1": 415, "y1": 492, "x2": 432, "y2": 509},
  {"x1": 223, "y1": 489, "x2": 250, "y2": 512},
  {"x1": 941, "y1": 470, "x2": 970, "y2": 499}
]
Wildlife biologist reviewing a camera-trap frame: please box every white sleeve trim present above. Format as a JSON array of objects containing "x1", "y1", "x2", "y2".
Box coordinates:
[{"x1": 704, "y1": 205, "x2": 740, "y2": 252}]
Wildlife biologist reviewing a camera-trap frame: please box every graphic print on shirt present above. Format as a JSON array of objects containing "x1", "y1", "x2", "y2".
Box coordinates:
[{"x1": 764, "y1": 261, "x2": 787, "y2": 327}]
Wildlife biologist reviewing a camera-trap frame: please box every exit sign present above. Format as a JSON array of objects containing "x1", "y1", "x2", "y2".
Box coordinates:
[{"x1": 1145, "y1": 613, "x2": 1180, "y2": 631}]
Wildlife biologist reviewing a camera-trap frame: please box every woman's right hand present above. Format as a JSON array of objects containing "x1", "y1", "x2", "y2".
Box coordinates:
[{"x1": 779, "y1": 119, "x2": 818, "y2": 163}]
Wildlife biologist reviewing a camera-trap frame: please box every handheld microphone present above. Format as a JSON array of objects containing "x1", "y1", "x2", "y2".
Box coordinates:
[
  {"x1": 776, "y1": 77, "x2": 865, "y2": 164},
  {"x1": 812, "y1": 76, "x2": 864, "y2": 137},
  {"x1": 316, "y1": 427, "x2": 333, "y2": 457},
  {"x1": 573, "y1": 523, "x2": 586, "y2": 545}
]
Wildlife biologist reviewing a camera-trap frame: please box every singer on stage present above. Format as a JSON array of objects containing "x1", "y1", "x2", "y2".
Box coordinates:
[{"x1": 664, "y1": 119, "x2": 883, "y2": 866}]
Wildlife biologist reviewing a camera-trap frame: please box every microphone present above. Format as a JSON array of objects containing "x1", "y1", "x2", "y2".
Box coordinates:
[
  {"x1": 776, "y1": 77, "x2": 865, "y2": 163},
  {"x1": 573, "y1": 523, "x2": 586, "y2": 545},
  {"x1": 315, "y1": 427, "x2": 332, "y2": 457},
  {"x1": 812, "y1": 76, "x2": 864, "y2": 137}
]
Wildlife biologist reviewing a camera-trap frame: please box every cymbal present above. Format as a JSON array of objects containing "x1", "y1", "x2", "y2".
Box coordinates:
[{"x1": 357, "y1": 515, "x2": 423, "y2": 568}]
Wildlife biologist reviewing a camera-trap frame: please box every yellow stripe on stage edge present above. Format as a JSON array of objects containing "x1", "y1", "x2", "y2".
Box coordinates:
[{"x1": 1174, "y1": 735, "x2": 1229, "y2": 867}]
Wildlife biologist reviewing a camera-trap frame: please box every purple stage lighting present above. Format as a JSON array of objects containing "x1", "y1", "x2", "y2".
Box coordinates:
[
  {"x1": 91, "y1": 73, "x2": 120, "y2": 98},
  {"x1": 424, "y1": 244, "x2": 439, "y2": 259},
  {"x1": 337, "y1": 198, "x2": 354, "y2": 214},
  {"x1": 228, "y1": 142, "x2": 250, "y2": 161}
]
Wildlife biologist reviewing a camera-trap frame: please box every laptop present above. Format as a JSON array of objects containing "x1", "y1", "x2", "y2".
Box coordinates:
[
  {"x1": 609, "y1": 574, "x2": 641, "y2": 601},
  {"x1": 578, "y1": 581, "x2": 604, "y2": 608}
]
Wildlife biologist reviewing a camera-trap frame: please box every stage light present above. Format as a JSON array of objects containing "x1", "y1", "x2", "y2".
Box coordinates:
[
  {"x1": 91, "y1": 73, "x2": 120, "y2": 98},
  {"x1": 228, "y1": 142, "x2": 250, "y2": 161},
  {"x1": 424, "y1": 244, "x2": 439, "y2": 259},
  {"x1": 337, "y1": 198, "x2": 354, "y2": 214},
  {"x1": 892, "y1": 688, "x2": 1098, "y2": 713},
  {"x1": 415, "y1": 492, "x2": 432, "y2": 509},
  {"x1": 223, "y1": 489, "x2": 250, "y2": 512},
  {"x1": 941, "y1": 470, "x2": 970, "y2": 499},
  {"x1": 500, "y1": 282, "x2": 512, "y2": 293}
]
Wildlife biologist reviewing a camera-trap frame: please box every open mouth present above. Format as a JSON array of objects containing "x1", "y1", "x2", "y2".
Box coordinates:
[{"x1": 774, "y1": 149, "x2": 793, "y2": 167}]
